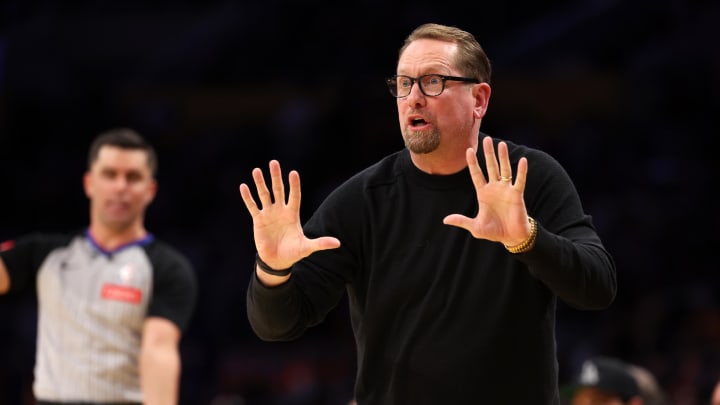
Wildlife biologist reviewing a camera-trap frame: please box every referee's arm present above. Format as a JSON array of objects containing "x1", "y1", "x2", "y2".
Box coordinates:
[
  {"x1": 0, "y1": 258, "x2": 9, "y2": 294},
  {"x1": 139, "y1": 316, "x2": 182, "y2": 405}
]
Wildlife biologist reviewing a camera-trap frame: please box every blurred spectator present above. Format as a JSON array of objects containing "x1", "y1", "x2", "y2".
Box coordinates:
[{"x1": 565, "y1": 356, "x2": 643, "y2": 405}]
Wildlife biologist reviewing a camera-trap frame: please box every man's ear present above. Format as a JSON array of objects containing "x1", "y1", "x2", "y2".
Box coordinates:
[
  {"x1": 83, "y1": 171, "x2": 93, "y2": 198},
  {"x1": 473, "y1": 82, "x2": 491, "y2": 119},
  {"x1": 145, "y1": 179, "x2": 158, "y2": 205}
]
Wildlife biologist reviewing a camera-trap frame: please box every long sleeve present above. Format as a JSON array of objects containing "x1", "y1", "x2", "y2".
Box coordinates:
[
  {"x1": 511, "y1": 143, "x2": 617, "y2": 309},
  {"x1": 245, "y1": 142, "x2": 617, "y2": 404}
]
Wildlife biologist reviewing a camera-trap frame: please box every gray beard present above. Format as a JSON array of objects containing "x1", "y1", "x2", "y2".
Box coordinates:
[{"x1": 403, "y1": 128, "x2": 440, "y2": 154}]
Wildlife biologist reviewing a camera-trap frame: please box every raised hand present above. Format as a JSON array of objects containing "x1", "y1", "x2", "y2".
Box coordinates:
[
  {"x1": 443, "y1": 136, "x2": 532, "y2": 247},
  {"x1": 239, "y1": 160, "x2": 341, "y2": 276}
]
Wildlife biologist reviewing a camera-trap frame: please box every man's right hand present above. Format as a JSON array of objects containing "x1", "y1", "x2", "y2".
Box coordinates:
[{"x1": 238, "y1": 160, "x2": 341, "y2": 285}]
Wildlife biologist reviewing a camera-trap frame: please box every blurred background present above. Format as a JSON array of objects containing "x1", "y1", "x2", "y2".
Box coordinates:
[{"x1": 0, "y1": 0, "x2": 718, "y2": 404}]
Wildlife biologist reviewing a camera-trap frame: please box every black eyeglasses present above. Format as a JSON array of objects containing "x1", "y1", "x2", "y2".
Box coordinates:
[{"x1": 386, "y1": 74, "x2": 480, "y2": 98}]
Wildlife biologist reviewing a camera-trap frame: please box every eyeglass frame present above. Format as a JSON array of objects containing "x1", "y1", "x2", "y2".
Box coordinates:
[{"x1": 386, "y1": 74, "x2": 481, "y2": 98}]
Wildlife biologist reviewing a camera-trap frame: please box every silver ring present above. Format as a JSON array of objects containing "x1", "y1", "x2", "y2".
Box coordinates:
[{"x1": 499, "y1": 176, "x2": 512, "y2": 182}]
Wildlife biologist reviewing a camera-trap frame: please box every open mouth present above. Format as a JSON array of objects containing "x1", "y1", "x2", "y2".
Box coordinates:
[{"x1": 409, "y1": 117, "x2": 429, "y2": 128}]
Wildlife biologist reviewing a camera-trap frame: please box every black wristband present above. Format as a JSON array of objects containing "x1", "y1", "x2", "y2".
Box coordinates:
[{"x1": 255, "y1": 253, "x2": 293, "y2": 277}]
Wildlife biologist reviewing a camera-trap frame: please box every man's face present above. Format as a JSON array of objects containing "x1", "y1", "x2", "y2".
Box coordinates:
[
  {"x1": 571, "y1": 387, "x2": 625, "y2": 405},
  {"x1": 84, "y1": 145, "x2": 156, "y2": 231},
  {"x1": 395, "y1": 38, "x2": 481, "y2": 155}
]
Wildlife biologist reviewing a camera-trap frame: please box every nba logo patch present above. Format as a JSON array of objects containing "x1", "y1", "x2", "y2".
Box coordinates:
[{"x1": 118, "y1": 264, "x2": 134, "y2": 283}]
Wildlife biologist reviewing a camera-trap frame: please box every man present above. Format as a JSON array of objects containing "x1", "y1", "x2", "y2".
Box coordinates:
[
  {"x1": 0, "y1": 128, "x2": 197, "y2": 405},
  {"x1": 568, "y1": 357, "x2": 643, "y2": 405},
  {"x1": 239, "y1": 23, "x2": 616, "y2": 404}
]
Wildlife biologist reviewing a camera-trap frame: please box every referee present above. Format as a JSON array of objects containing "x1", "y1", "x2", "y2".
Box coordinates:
[{"x1": 0, "y1": 128, "x2": 197, "y2": 405}]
